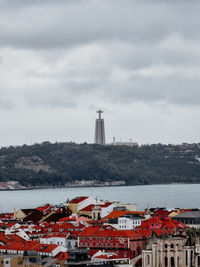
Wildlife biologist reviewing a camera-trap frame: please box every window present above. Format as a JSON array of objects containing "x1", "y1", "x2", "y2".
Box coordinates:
[
  {"x1": 171, "y1": 257, "x2": 175, "y2": 267},
  {"x1": 186, "y1": 250, "x2": 188, "y2": 266},
  {"x1": 110, "y1": 243, "x2": 113, "y2": 249},
  {"x1": 165, "y1": 257, "x2": 168, "y2": 267},
  {"x1": 116, "y1": 243, "x2": 119, "y2": 249},
  {"x1": 147, "y1": 255, "x2": 150, "y2": 265}
]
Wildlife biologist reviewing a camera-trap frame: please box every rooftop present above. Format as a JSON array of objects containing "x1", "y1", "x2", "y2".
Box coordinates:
[
  {"x1": 70, "y1": 197, "x2": 88, "y2": 204},
  {"x1": 173, "y1": 210, "x2": 200, "y2": 219}
]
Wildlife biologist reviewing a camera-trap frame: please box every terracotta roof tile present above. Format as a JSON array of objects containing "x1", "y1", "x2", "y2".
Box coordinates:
[
  {"x1": 105, "y1": 211, "x2": 144, "y2": 219},
  {"x1": 70, "y1": 197, "x2": 88, "y2": 204}
]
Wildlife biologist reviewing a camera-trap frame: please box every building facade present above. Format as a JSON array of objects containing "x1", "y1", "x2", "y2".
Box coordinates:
[{"x1": 142, "y1": 231, "x2": 200, "y2": 267}]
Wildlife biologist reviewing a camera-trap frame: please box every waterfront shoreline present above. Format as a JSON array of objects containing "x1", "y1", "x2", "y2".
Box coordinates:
[{"x1": 1, "y1": 182, "x2": 200, "y2": 192}]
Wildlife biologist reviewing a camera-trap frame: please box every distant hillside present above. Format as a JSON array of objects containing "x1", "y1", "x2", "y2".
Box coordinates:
[{"x1": 0, "y1": 142, "x2": 200, "y2": 186}]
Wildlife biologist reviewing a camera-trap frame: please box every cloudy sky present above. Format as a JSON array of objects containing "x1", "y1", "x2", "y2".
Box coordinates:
[{"x1": 0, "y1": 0, "x2": 200, "y2": 146}]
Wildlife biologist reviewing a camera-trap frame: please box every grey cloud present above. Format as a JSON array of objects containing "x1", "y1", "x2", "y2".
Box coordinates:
[
  {"x1": 0, "y1": 0, "x2": 200, "y2": 110},
  {"x1": 0, "y1": 92, "x2": 16, "y2": 110},
  {"x1": 103, "y1": 73, "x2": 200, "y2": 106},
  {"x1": 0, "y1": 0, "x2": 200, "y2": 49},
  {"x1": 25, "y1": 87, "x2": 76, "y2": 108}
]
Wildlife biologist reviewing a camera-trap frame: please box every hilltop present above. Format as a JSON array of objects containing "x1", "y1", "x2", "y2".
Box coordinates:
[{"x1": 0, "y1": 142, "x2": 200, "y2": 187}]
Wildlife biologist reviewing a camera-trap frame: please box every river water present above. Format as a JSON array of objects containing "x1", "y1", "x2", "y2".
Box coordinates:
[{"x1": 1, "y1": 184, "x2": 200, "y2": 212}]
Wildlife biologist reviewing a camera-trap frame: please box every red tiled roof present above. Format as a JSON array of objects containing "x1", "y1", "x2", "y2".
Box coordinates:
[
  {"x1": 34, "y1": 243, "x2": 58, "y2": 253},
  {"x1": 55, "y1": 252, "x2": 69, "y2": 260},
  {"x1": 69, "y1": 230, "x2": 82, "y2": 237},
  {"x1": 136, "y1": 217, "x2": 186, "y2": 233},
  {"x1": 79, "y1": 226, "x2": 100, "y2": 237},
  {"x1": 43, "y1": 233, "x2": 69, "y2": 238},
  {"x1": 70, "y1": 197, "x2": 88, "y2": 204},
  {"x1": 80, "y1": 205, "x2": 95, "y2": 212},
  {"x1": 105, "y1": 211, "x2": 144, "y2": 219},
  {"x1": 96, "y1": 229, "x2": 141, "y2": 238},
  {"x1": 80, "y1": 202, "x2": 113, "y2": 212},
  {"x1": 79, "y1": 226, "x2": 141, "y2": 239},
  {"x1": 36, "y1": 203, "x2": 51, "y2": 211},
  {"x1": 154, "y1": 210, "x2": 170, "y2": 216},
  {"x1": 0, "y1": 240, "x2": 40, "y2": 252},
  {"x1": 59, "y1": 216, "x2": 76, "y2": 222},
  {"x1": 100, "y1": 202, "x2": 113, "y2": 208}
]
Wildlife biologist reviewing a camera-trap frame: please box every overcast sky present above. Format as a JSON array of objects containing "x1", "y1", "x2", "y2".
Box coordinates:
[{"x1": 0, "y1": 0, "x2": 200, "y2": 146}]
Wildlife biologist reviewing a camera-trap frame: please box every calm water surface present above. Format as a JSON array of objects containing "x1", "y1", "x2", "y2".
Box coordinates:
[{"x1": 0, "y1": 184, "x2": 200, "y2": 212}]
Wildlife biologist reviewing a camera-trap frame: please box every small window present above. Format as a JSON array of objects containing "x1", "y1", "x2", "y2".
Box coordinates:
[{"x1": 147, "y1": 255, "x2": 150, "y2": 265}]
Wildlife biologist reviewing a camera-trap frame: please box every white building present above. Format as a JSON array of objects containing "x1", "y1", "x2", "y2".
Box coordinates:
[
  {"x1": 118, "y1": 215, "x2": 144, "y2": 230},
  {"x1": 92, "y1": 202, "x2": 116, "y2": 220},
  {"x1": 40, "y1": 234, "x2": 77, "y2": 250}
]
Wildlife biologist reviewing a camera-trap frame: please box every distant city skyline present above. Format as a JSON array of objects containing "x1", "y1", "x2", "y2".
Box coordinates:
[{"x1": 0, "y1": 1, "x2": 200, "y2": 147}]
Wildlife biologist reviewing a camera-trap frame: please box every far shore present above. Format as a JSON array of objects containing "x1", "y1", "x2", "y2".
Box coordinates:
[{"x1": 0, "y1": 182, "x2": 200, "y2": 192}]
